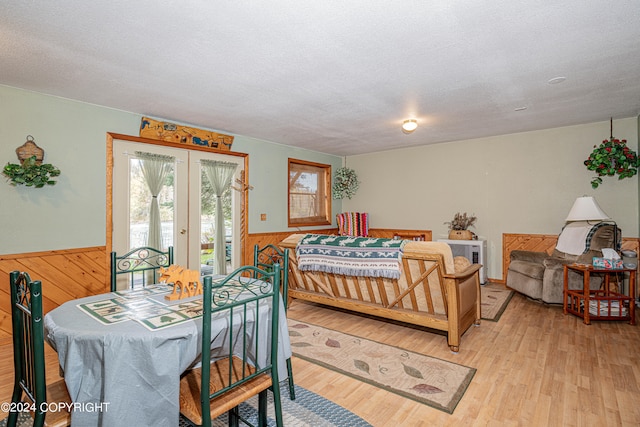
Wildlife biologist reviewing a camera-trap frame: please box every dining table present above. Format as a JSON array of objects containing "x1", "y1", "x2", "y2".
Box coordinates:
[{"x1": 44, "y1": 277, "x2": 292, "y2": 427}]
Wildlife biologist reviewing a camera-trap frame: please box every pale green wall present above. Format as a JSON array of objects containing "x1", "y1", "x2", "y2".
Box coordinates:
[
  {"x1": 233, "y1": 136, "x2": 342, "y2": 234},
  {"x1": 0, "y1": 86, "x2": 139, "y2": 254},
  {"x1": 343, "y1": 118, "x2": 640, "y2": 280},
  {"x1": 0, "y1": 85, "x2": 342, "y2": 255},
  {"x1": 3, "y1": 84, "x2": 637, "y2": 278}
]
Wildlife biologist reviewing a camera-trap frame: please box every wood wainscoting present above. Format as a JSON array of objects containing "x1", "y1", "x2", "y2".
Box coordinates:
[
  {"x1": 3, "y1": 230, "x2": 633, "y2": 344},
  {"x1": 0, "y1": 229, "x2": 348, "y2": 344},
  {"x1": 0, "y1": 246, "x2": 108, "y2": 345},
  {"x1": 502, "y1": 233, "x2": 640, "y2": 285}
]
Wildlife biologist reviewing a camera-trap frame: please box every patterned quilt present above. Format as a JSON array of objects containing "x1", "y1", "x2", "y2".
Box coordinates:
[{"x1": 295, "y1": 234, "x2": 407, "y2": 279}]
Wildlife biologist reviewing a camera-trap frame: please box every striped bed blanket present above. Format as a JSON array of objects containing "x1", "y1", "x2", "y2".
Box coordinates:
[{"x1": 295, "y1": 234, "x2": 407, "y2": 279}]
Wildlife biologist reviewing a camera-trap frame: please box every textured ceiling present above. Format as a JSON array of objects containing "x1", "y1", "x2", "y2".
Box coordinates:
[{"x1": 1, "y1": 1, "x2": 639, "y2": 156}]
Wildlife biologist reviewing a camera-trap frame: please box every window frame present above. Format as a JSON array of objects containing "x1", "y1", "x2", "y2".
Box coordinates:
[{"x1": 287, "y1": 158, "x2": 332, "y2": 227}]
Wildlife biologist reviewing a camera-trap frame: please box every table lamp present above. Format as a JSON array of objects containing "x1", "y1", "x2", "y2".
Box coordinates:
[
  {"x1": 565, "y1": 195, "x2": 620, "y2": 257},
  {"x1": 565, "y1": 196, "x2": 610, "y2": 222}
]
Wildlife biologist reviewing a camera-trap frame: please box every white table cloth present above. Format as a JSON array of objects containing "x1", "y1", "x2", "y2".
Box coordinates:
[{"x1": 44, "y1": 281, "x2": 291, "y2": 427}]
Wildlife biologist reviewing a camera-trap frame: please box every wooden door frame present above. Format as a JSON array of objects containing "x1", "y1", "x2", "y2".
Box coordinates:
[{"x1": 105, "y1": 132, "x2": 249, "y2": 289}]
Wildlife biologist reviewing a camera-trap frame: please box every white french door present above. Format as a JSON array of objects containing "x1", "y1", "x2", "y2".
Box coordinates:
[
  {"x1": 187, "y1": 150, "x2": 243, "y2": 274},
  {"x1": 112, "y1": 139, "x2": 243, "y2": 274}
]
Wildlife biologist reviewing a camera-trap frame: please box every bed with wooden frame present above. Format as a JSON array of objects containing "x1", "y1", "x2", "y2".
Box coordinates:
[{"x1": 279, "y1": 234, "x2": 482, "y2": 352}]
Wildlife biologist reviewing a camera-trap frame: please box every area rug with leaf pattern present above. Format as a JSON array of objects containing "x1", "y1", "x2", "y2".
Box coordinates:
[
  {"x1": 289, "y1": 321, "x2": 476, "y2": 414},
  {"x1": 481, "y1": 283, "x2": 514, "y2": 321}
]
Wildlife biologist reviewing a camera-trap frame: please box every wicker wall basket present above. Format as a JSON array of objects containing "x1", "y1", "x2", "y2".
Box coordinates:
[
  {"x1": 16, "y1": 136, "x2": 44, "y2": 165},
  {"x1": 448, "y1": 230, "x2": 473, "y2": 240}
]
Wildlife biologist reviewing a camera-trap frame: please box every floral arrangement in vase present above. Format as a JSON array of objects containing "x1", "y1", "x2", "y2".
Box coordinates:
[{"x1": 444, "y1": 212, "x2": 477, "y2": 240}]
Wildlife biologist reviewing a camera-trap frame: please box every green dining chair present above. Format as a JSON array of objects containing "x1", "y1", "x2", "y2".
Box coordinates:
[
  {"x1": 110, "y1": 246, "x2": 174, "y2": 292},
  {"x1": 253, "y1": 244, "x2": 295, "y2": 400},
  {"x1": 179, "y1": 265, "x2": 284, "y2": 427},
  {"x1": 9, "y1": 271, "x2": 71, "y2": 427}
]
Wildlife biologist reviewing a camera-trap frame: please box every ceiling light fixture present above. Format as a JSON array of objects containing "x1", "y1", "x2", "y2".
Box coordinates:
[{"x1": 402, "y1": 119, "x2": 418, "y2": 133}]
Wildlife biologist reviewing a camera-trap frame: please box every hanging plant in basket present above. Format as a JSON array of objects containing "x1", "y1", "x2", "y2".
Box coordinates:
[
  {"x1": 3, "y1": 155, "x2": 61, "y2": 188},
  {"x1": 584, "y1": 119, "x2": 639, "y2": 189},
  {"x1": 332, "y1": 167, "x2": 359, "y2": 199},
  {"x1": 2, "y1": 136, "x2": 61, "y2": 188}
]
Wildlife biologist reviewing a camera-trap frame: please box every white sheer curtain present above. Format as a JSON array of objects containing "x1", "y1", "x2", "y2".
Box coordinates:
[
  {"x1": 201, "y1": 160, "x2": 238, "y2": 275},
  {"x1": 136, "y1": 151, "x2": 174, "y2": 251}
]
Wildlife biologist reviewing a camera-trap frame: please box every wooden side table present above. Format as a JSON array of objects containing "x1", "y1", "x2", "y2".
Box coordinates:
[{"x1": 563, "y1": 263, "x2": 636, "y2": 325}]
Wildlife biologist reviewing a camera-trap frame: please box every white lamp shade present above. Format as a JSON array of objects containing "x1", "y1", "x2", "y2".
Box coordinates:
[{"x1": 565, "y1": 196, "x2": 610, "y2": 221}]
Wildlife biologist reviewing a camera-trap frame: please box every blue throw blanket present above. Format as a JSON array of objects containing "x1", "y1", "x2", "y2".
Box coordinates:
[{"x1": 295, "y1": 234, "x2": 407, "y2": 279}]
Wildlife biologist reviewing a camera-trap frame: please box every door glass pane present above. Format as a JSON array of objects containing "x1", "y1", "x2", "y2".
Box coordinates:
[
  {"x1": 199, "y1": 168, "x2": 233, "y2": 275},
  {"x1": 128, "y1": 157, "x2": 175, "y2": 251}
]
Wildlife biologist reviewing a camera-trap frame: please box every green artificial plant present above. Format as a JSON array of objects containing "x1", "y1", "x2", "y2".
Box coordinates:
[
  {"x1": 3, "y1": 155, "x2": 61, "y2": 188},
  {"x1": 332, "y1": 167, "x2": 359, "y2": 199},
  {"x1": 584, "y1": 121, "x2": 639, "y2": 189}
]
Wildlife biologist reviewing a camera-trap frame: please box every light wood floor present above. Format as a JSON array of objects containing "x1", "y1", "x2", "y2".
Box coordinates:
[
  {"x1": 286, "y1": 289, "x2": 640, "y2": 427},
  {"x1": 2, "y1": 287, "x2": 639, "y2": 426}
]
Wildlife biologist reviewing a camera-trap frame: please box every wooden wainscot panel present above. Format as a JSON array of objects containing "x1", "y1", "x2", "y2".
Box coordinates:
[
  {"x1": 0, "y1": 246, "x2": 108, "y2": 345},
  {"x1": 502, "y1": 233, "x2": 640, "y2": 284}
]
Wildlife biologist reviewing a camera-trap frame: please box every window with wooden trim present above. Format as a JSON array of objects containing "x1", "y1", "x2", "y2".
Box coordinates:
[{"x1": 288, "y1": 159, "x2": 331, "y2": 227}]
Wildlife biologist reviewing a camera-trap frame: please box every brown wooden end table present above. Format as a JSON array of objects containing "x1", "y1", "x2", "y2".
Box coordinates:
[{"x1": 563, "y1": 263, "x2": 636, "y2": 325}]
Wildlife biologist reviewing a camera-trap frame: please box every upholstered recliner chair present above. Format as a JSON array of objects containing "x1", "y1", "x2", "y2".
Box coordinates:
[{"x1": 507, "y1": 222, "x2": 620, "y2": 304}]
